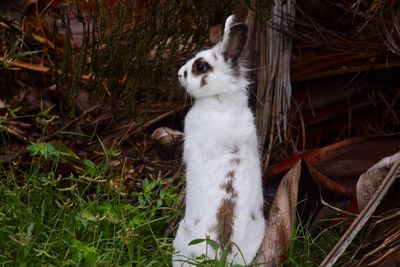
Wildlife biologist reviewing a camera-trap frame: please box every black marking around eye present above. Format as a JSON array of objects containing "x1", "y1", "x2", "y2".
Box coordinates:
[
  {"x1": 192, "y1": 58, "x2": 213, "y2": 76},
  {"x1": 184, "y1": 70, "x2": 187, "y2": 78}
]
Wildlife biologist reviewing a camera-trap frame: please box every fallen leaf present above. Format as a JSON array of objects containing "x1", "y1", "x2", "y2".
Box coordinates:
[
  {"x1": 255, "y1": 161, "x2": 301, "y2": 266},
  {"x1": 256, "y1": 160, "x2": 352, "y2": 266},
  {"x1": 266, "y1": 134, "x2": 400, "y2": 183},
  {"x1": 0, "y1": 99, "x2": 7, "y2": 109},
  {"x1": 356, "y1": 150, "x2": 400, "y2": 211},
  {"x1": 150, "y1": 127, "x2": 184, "y2": 147}
]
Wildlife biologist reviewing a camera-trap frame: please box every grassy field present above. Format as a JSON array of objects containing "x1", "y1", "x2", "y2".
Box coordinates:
[
  {"x1": 0, "y1": 140, "x2": 182, "y2": 266},
  {"x1": 0, "y1": 139, "x2": 352, "y2": 266}
]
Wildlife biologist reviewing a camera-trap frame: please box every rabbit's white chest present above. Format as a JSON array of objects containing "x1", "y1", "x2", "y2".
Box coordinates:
[{"x1": 173, "y1": 101, "x2": 265, "y2": 266}]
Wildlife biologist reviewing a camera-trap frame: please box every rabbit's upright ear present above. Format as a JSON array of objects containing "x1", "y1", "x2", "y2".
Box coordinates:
[{"x1": 221, "y1": 15, "x2": 248, "y2": 61}]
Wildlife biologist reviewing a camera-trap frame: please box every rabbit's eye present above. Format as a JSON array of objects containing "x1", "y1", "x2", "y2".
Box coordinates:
[
  {"x1": 196, "y1": 62, "x2": 206, "y2": 72},
  {"x1": 192, "y1": 58, "x2": 211, "y2": 75}
]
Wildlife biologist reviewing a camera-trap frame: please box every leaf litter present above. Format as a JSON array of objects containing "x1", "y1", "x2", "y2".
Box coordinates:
[{"x1": 1, "y1": 0, "x2": 400, "y2": 266}]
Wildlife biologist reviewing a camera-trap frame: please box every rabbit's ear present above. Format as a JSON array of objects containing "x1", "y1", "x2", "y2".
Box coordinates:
[{"x1": 221, "y1": 15, "x2": 248, "y2": 61}]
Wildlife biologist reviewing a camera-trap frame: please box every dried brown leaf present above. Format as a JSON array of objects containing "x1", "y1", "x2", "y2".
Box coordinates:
[
  {"x1": 357, "y1": 151, "x2": 400, "y2": 210},
  {"x1": 150, "y1": 127, "x2": 184, "y2": 147},
  {"x1": 255, "y1": 160, "x2": 301, "y2": 266},
  {"x1": 256, "y1": 159, "x2": 352, "y2": 266},
  {"x1": 266, "y1": 134, "x2": 400, "y2": 183}
]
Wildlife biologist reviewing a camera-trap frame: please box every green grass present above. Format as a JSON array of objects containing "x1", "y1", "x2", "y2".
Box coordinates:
[
  {"x1": 0, "y1": 140, "x2": 252, "y2": 267},
  {"x1": 283, "y1": 215, "x2": 359, "y2": 267},
  {"x1": 0, "y1": 140, "x2": 357, "y2": 266},
  {"x1": 0, "y1": 141, "x2": 182, "y2": 266}
]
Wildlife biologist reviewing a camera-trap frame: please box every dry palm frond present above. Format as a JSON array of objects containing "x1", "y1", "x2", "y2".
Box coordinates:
[
  {"x1": 319, "y1": 156, "x2": 400, "y2": 267},
  {"x1": 353, "y1": 0, "x2": 400, "y2": 54},
  {"x1": 254, "y1": 0, "x2": 296, "y2": 170},
  {"x1": 352, "y1": 209, "x2": 400, "y2": 266}
]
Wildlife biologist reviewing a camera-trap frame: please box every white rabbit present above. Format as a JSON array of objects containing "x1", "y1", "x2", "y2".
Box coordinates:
[{"x1": 173, "y1": 15, "x2": 265, "y2": 266}]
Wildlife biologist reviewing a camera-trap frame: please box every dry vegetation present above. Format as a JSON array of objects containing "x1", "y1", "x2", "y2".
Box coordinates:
[{"x1": 0, "y1": 0, "x2": 400, "y2": 266}]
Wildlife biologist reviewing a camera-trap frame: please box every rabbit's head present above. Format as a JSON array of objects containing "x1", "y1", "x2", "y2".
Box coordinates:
[{"x1": 178, "y1": 15, "x2": 248, "y2": 99}]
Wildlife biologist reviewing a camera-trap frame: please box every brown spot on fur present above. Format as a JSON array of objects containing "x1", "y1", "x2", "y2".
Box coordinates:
[
  {"x1": 220, "y1": 179, "x2": 238, "y2": 198},
  {"x1": 226, "y1": 170, "x2": 235, "y2": 179},
  {"x1": 194, "y1": 218, "x2": 200, "y2": 226},
  {"x1": 231, "y1": 158, "x2": 240, "y2": 165},
  {"x1": 184, "y1": 225, "x2": 190, "y2": 234},
  {"x1": 251, "y1": 212, "x2": 256, "y2": 221},
  {"x1": 216, "y1": 198, "x2": 236, "y2": 252},
  {"x1": 200, "y1": 75, "x2": 207, "y2": 87},
  {"x1": 230, "y1": 145, "x2": 239, "y2": 154}
]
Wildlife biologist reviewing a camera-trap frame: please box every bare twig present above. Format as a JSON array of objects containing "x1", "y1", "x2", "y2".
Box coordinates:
[
  {"x1": 0, "y1": 56, "x2": 93, "y2": 81},
  {"x1": 43, "y1": 104, "x2": 101, "y2": 141},
  {"x1": 116, "y1": 104, "x2": 189, "y2": 146},
  {"x1": 0, "y1": 124, "x2": 29, "y2": 143},
  {"x1": 293, "y1": 60, "x2": 400, "y2": 82}
]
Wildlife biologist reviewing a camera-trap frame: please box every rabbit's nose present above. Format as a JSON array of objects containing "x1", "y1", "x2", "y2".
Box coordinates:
[{"x1": 178, "y1": 70, "x2": 187, "y2": 80}]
